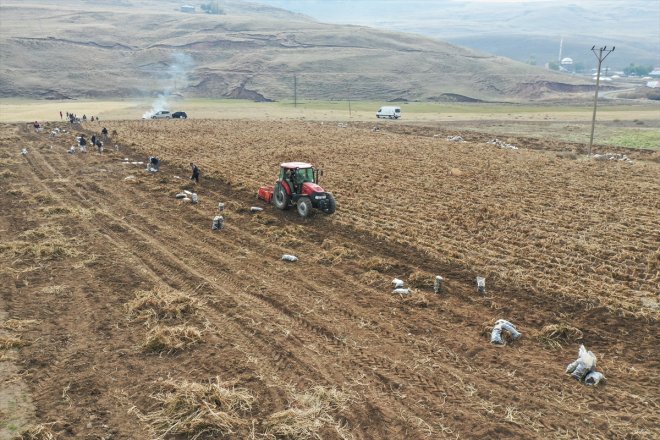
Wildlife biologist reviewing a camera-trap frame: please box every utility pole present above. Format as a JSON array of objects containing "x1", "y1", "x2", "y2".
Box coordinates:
[
  {"x1": 347, "y1": 86, "x2": 352, "y2": 118},
  {"x1": 588, "y1": 45, "x2": 614, "y2": 156},
  {"x1": 293, "y1": 74, "x2": 297, "y2": 108}
]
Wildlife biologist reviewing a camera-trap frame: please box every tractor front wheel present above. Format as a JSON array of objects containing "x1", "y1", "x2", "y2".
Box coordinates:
[
  {"x1": 323, "y1": 194, "x2": 336, "y2": 214},
  {"x1": 273, "y1": 184, "x2": 290, "y2": 210},
  {"x1": 297, "y1": 198, "x2": 313, "y2": 217}
]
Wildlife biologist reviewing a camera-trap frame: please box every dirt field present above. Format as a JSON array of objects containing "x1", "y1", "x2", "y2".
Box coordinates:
[
  {"x1": 1, "y1": 120, "x2": 658, "y2": 439},
  {"x1": 2, "y1": 98, "x2": 658, "y2": 151}
]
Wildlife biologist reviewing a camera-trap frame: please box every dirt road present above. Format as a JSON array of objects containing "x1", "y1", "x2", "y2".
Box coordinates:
[{"x1": 1, "y1": 122, "x2": 657, "y2": 439}]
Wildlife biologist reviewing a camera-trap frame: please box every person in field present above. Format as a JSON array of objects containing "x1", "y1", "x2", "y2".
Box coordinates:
[
  {"x1": 148, "y1": 156, "x2": 160, "y2": 172},
  {"x1": 190, "y1": 162, "x2": 200, "y2": 184}
]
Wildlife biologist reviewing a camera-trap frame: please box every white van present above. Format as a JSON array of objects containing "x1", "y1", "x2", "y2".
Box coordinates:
[{"x1": 376, "y1": 106, "x2": 401, "y2": 119}]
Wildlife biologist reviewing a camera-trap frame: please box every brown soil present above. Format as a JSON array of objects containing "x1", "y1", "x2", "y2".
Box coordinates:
[{"x1": 0, "y1": 120, "x2": 657, "y2": 439}]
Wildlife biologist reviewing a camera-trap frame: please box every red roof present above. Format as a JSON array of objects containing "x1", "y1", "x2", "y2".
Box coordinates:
[{"x1": 281, "y1": 162, "x2": 312, "y2": 169}]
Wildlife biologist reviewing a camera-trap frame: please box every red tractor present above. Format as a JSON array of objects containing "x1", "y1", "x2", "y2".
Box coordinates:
[{"x1": 258, "y1": 162, "x2": 336, "y2": 217}]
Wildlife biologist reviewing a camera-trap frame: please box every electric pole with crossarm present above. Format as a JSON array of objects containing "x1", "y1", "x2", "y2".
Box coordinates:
[{"x1": 588, "y1": 45, "x2": 615, "y2": 156}]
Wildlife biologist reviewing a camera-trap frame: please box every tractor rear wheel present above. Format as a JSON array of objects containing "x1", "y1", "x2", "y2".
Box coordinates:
[
  {"x1": 323, "y1": 194, "x2": 336, "y2": 214},
  {"x1": 297, "y1": 198, "x2": 313, "y2": 217},
  {"x1": 273, "y1": 184, "x2": 290, "y2": 210}
]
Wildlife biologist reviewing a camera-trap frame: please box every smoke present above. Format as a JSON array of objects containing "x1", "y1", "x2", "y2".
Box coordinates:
[{"x1": 143, "y1": 52, "x2": 195, "y2": 118}]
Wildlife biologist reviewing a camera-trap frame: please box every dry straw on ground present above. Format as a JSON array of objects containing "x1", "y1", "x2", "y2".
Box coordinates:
[
  {"x1": 2, "y1": 226, "x2": 79, "y2": 263},
  {"x1": 1, "y1": 319, "x2": 38, "y2": 331},
  {"x1": 126, "y1": 287, "x2": 202, "y2": 324},
  {"x1": 401, "y1": 291, "x2": 431, "y2": 308},
  {"x1": 359, "y1": 270, "x2": 385, "y2": 287},
  {"x1": 264, "y1": 386, "x2": 353, "y2": 440},
  {"x1": 0, "y1": 335, "x2": 30, "y2": 349},
  {"x1": 262, "y1": 224, "x2": 306, "y2": 248},
  {"x1": 130, "y1": 377, "x2": 254, "y2": 440},
  {"x1": 536, "y1": 324, "x2": 583, "y2": 348},
  {"x1": 315, "y1": 240, "x2": 360, "y2": 266},
  {"x1": 359, "y1": 257, "x2": 398, "y2": 273},
  {"x1": 143, "y1": 324, "x2": 203, "y2": 353},
  {"x1": 14, "y1": 423, "x2": 59, "y2": 440},
  {"x1": 1, "y1": 240, "x2": 78, "y2": 263},
  {"x1": 407, "y1": 270, "x2": 435, "y2": 289}
]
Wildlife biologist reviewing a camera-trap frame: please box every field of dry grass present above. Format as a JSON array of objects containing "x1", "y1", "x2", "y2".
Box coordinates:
[
  {"x1": 2, "y1": 98, "x2": 658, "y2": 150},
  {"x1": 0, "y1": 119, "x2": 658, "y2": 439}
]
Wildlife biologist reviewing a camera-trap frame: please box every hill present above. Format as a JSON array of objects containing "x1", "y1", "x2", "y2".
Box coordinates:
[
  {"x1": 256, "y1": 0, "x2": 660, "y2": 69},
  {"x1": 0, "y1": 0, "x2": 595, "y2": 102}
]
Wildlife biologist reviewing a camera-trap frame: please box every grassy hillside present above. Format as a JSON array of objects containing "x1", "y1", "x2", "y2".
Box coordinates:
[
  {"x1": 0, "y1": 0, "x2": 595, "y2": 102},
  {"x1": 256, "y1": 0, "x2": 660, "y2": 68}
]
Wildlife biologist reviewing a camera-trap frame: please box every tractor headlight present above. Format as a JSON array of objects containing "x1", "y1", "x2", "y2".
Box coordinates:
[{"x1": 315, "y1": 195, "x2": 326, "y2": 200}]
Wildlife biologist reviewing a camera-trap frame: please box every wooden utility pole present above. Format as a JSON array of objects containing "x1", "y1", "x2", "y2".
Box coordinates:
[
  {"x1": 348, "y1": 86, "x2": 352, "y2": 118},
  {"x1": 588, "y1": 45, "x2": 615, "y2": 156}
]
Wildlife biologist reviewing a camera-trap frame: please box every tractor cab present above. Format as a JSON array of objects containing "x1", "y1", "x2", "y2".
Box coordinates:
[
  {"x1": 278, "y1": 162, "x2": 318, "y2": 195},
  {"x1": 257, "y1": 161, "x2": 336, "y2": 217}
]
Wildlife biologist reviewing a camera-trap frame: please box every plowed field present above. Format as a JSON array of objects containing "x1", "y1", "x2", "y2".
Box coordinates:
[{"x1": 1, "y1": 120, "x2": 658, "y2": 439}]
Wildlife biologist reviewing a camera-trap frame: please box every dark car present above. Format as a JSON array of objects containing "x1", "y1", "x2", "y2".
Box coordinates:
[{"x1": 172, "y1": 111, "x2": 188, "y2": 119}]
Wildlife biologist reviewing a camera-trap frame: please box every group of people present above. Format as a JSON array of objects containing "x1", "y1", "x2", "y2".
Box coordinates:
[
  {"x1": 144, "y1": 158, "x2": 200, "y2": 185},
  {"x1": 63, "y1": 111, "x2": 100, "y2": 124},
  {"x1": 59, "y1": 114, "x2": 202, "y2": 183},
  {"x1": 76, "y1": 130, "x2": 107, "y2": 153}
]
